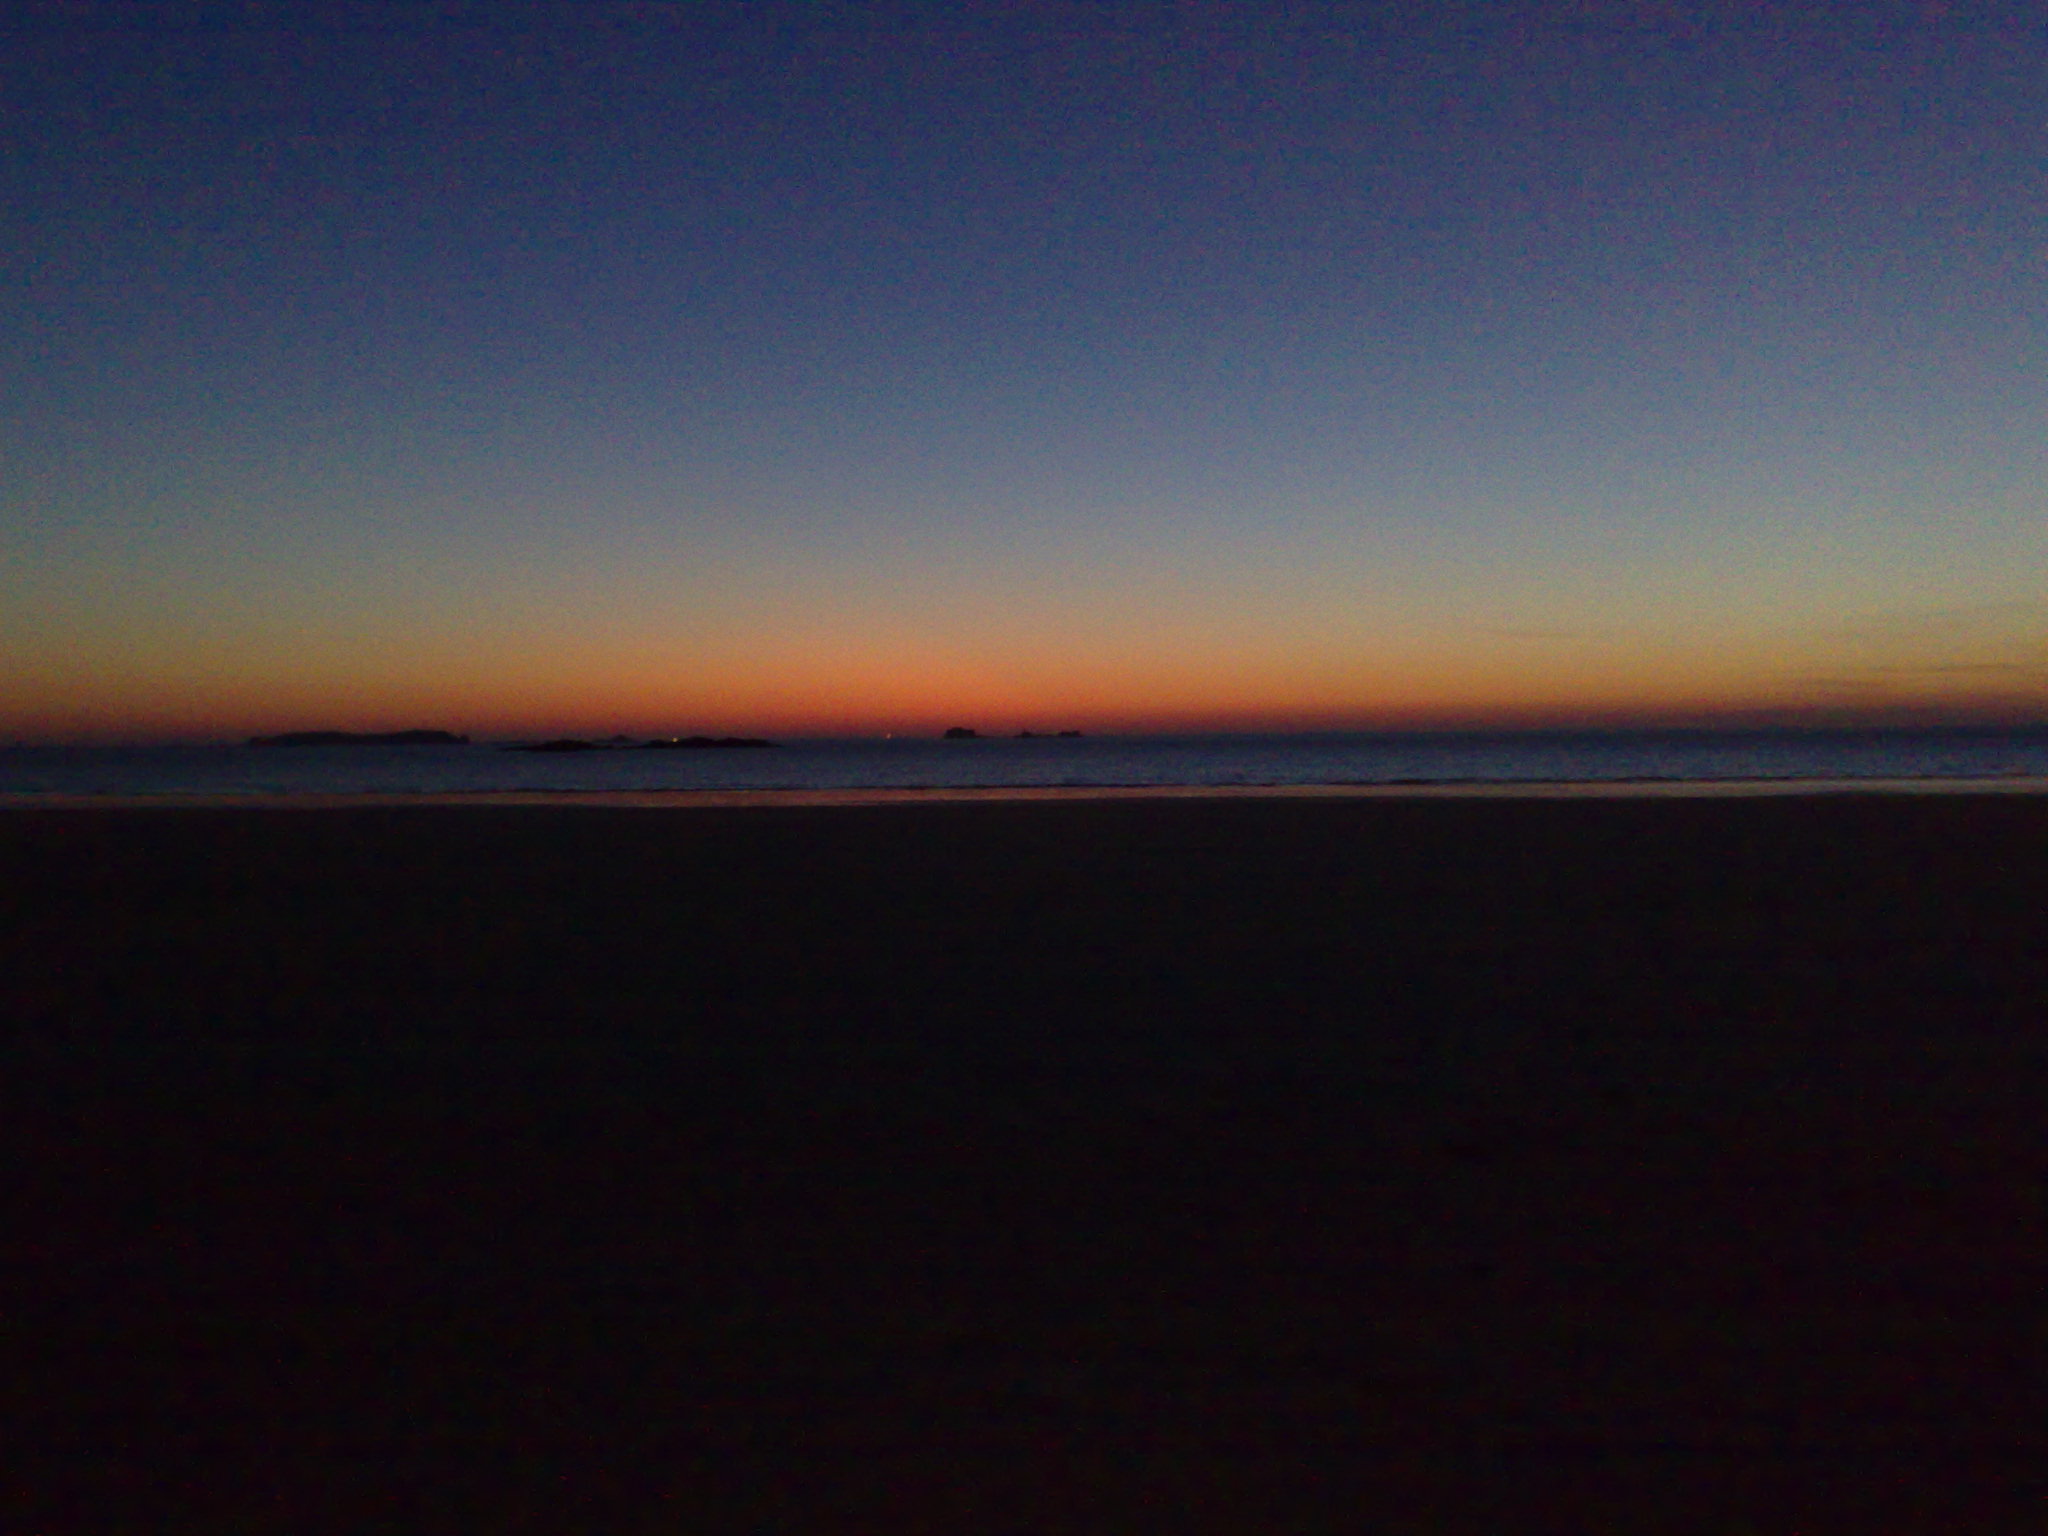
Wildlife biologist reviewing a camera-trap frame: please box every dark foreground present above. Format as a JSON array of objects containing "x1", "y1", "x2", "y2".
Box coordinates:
[{"x1": 6, "y1": 797, "x2": 2044, "y2": 1532}]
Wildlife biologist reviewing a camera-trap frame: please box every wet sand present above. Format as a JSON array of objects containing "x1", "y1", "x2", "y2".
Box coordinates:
[{"x1": 8, "y1": 796, "x2": 2045, "y2": 1531}]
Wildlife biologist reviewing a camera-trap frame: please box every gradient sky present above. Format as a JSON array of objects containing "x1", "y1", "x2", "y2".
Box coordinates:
[{"x1": 6, "y1": 1, "x2": 2046, "y2": 740}]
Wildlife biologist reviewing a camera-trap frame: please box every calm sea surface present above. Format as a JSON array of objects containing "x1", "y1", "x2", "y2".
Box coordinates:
[{"x1": 6, "y1": 728, "x2": 2048, "y2": 797}]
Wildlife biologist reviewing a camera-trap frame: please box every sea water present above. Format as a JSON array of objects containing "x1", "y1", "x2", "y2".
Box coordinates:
[{"x1": 5, "y1": 727, "x2": 2048, "y2": 797}]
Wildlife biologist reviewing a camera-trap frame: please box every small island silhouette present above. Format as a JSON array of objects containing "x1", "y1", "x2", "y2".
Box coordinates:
[
  {"x1": 249, "y1": 729, "x2": 470, "y2": 747},
  {"x1": 942, "y1": 727, "x2": 1084, "y2": 739},
  {"x1": 507, "y1": 735, "x2": 777, "y2": 753}
]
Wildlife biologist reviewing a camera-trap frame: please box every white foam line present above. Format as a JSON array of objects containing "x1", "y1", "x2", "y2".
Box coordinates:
[{"x1": 6, "y1": 777, "x2": 2048, "y2": 809}]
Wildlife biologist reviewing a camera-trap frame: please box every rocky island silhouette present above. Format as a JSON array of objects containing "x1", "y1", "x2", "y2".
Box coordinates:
[{"x1": 249, "y1": 730, "x2": 470, "y2": 747}]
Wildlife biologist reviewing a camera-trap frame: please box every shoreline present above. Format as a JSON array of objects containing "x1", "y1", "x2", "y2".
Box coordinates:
[{"x1": 7, "y1": 773, "x2": 2048, "y2": 809}]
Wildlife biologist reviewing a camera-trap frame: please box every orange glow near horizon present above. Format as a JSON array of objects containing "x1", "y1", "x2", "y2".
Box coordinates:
[
  {"x1": 12, "y1": 629, "x2": 2045, "y2": 744},
  {"x1": 8, "y1": 463, "x2": 2045, "y2": 745}
]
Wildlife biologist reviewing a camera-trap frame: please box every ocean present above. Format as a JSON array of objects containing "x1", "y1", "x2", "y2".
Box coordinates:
[{"x1": 6, "y1": 726, "x2": 2048, "y2": 797}]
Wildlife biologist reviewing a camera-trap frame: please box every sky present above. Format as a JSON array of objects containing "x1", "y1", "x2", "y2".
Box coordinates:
[{"x1": 5, "y1": 0, "x2": 2046, "y2": 741}]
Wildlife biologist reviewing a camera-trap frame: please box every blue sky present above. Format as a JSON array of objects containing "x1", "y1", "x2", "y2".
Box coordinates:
[{"x1": 6, "y1": 1, "x2": 2045, "y2": 738}]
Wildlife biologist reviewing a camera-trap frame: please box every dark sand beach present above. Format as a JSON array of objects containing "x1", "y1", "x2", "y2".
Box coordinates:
[{"x1": 7, "y1": 795, "x2": 2044, "y2": 1531}]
